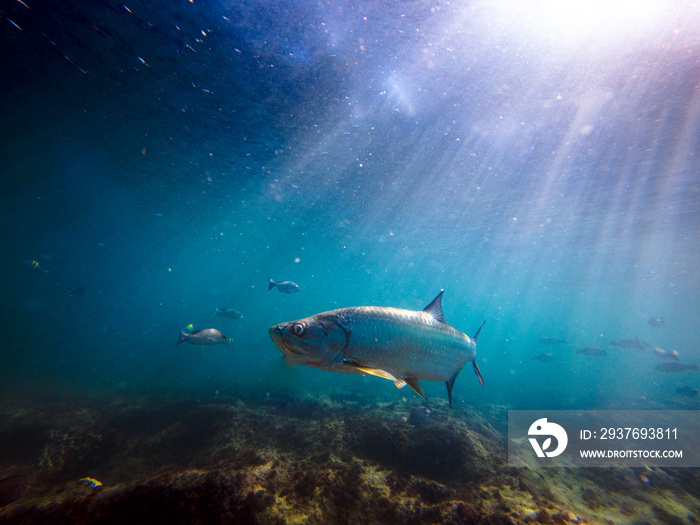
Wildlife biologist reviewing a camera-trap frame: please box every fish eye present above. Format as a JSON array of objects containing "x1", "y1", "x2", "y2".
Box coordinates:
[{"x1": 290, "y1": 323, "x2": 306, "y2": 337}]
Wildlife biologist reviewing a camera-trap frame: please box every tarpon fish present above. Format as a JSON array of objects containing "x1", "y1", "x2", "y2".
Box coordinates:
[{"x1": 268, "y1": 290, "x2": 485, "y2": 406}]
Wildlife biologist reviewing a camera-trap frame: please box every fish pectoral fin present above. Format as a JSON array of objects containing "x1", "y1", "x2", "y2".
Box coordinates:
[
  {"x1": 343, "y1": 359, "x2": 400, "y2": 382},
  {"x1": 352, "y1": 366, "x2": 399, "y2": 382},
  {"x1": 404, "y1": 377, "x2": 426, "y2": 400},
  {"x1": 342, "y1": 360, "x2": 425, "y2": 398}
]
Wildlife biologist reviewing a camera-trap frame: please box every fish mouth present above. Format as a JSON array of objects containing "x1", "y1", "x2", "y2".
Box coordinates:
[{"x1": 269, "y1": 325, "x2": 307, "y2": 357}]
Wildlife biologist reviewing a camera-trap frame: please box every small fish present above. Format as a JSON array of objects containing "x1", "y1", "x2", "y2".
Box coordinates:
[
  {"x1": 21, "y1": 259, "x2": 41, "y2": 272},
  {"x1": 610, "y1": 337, "x2": 652, "y2": 350},
  {"x1": 654, "y1": 362, "x2": 698, "y2": 373},
  {"x1": 177, "y1": 328, "x2": 229, "y2": 345},
  {"x1": 533, "y1": 353, "x2": 554, "y2": 362},
  {"x1": 184, "y1": 323, "x2": 194, "y2": 333},
  {"x1": 70, "y1": 286, "x2": 86, "y2": 297},
  {"x1": 538, "y1": 337, "x2": 569, "y2": 345},
  {"x1": 576, "y1": 346, "x2": 606, "y2": 356},
  {"x1": 653, "y1": 347, "x2": 679, "y2": 361},
  {"x1": 269, "y1": 290, "x2": 485, "y2": 406},
  {"x1": 268, "y1": 278, "x2": 301, "y2": 294},
  {"x1": 676, "y1": 386, "x2": 700, "y2": 397},
  {"x1": 408, "y1": 406, "x2": 431, "y2": 425},
  {"x1": 78, "y1": 477, "x2": 102, "y2": 488},
  {"x1": 0, "y1": 474, "x2": 26, "y2": 508},
  {"x1": 214, "y1": 307, "x2": 243, "y2": 319},
  {"x1": 639, "y1": 474, "x2": 653, "y2": 486},
  {"x1": 648, "y1": 316, "x2": 665, "y2": 327}
]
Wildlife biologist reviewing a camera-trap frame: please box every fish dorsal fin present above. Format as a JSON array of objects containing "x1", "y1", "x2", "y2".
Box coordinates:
[
  {"x1": 404, "y1": 377, "x2": 426, "y2": 400},
  {"x1": 423, "y1": 290, "x2": 446, "y2": 323}
]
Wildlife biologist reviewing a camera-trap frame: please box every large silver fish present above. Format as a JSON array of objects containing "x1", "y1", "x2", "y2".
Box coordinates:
[{"x1": 268, "y1": 290, "x2": 485, "y2": 406}]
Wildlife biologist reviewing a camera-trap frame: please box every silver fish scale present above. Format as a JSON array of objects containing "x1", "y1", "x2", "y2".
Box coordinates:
[{"x1": 336, "y1": 306, "x2": 475, "y2": 381}]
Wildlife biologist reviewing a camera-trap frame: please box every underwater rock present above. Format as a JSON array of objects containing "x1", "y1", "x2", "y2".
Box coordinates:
[
  {"x1": 486, "y1": 512, "x2": 516, "y2": 524},
  {"x1": 652, "y1": 505, "x2": 685, "y2": 525},
  {"x1": 580, "y1": 487, "x2": 601, "y2": 508},
  {"x1": 1, "y1": 392, "x2": 700, "y2": 524},
  {"x1": 413, "y1": 478, "x2": 451, "y2": 504},
  {"x1": 0, "y1": 475, "x2": 26, "y2": 508},
  {"x1": 346, "y1": 405, "x2": 506, "y2": 484}
]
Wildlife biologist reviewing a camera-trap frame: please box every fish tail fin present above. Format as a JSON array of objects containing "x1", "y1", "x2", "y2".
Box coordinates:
[
  {"x1": 473, "y1": 361, "x2": 485, "y2": 387},
  {"x1": 268, "y1": 278, "x2": 276, "y2": 291},
  {"x1": 177, "y1": 329, "x2": 187, "y2": 345},
  {"x1": 473, "y1": 319, "x2": 486, "y2": 341}
]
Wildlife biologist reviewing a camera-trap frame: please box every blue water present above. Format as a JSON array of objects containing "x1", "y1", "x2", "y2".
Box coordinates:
[{"x1": 1, "y1": 0, "x2": 699, "y2": 520}]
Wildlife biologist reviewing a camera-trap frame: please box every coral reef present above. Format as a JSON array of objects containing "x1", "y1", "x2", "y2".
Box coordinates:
[{"x1": 0, "y1": 390, "x2": 698, "y2": 524}]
